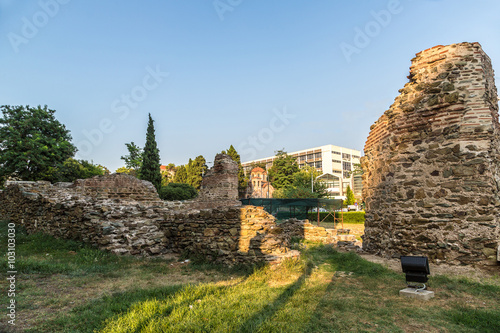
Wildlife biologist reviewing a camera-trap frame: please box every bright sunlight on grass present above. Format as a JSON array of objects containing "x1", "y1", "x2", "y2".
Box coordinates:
[{"x1": 1, "y1": 221, "x2": 499, "y2": 333}]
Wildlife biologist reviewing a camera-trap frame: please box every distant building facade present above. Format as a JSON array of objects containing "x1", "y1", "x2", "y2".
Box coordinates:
[
  {"x1": 245, "y1": 167, "x2": 275, "y2": 198},
  {"x1": 242, "y1": 144, "x2": 361, "y2": 199}
]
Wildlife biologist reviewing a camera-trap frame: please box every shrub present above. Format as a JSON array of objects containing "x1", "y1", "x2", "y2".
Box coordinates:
[
  {"x1": 307, "y1": 211, "x2": 365, "y2": 224},
  {"x1": 159, "y1": 183, "x2": 197, "y2": 201}
]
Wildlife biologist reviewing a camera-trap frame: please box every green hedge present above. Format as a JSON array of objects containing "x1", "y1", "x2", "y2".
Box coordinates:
[{"x1": 307, "y1": 211, "x2": 365, "y2": 224}]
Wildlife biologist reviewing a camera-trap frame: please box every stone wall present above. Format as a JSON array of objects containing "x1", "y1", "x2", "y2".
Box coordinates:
[
  {"x1": 72, "y1": 173, "x2": 162, "y2": 203},
  {"x1": 186, "y1": 153, "x2": 241, "y2": 210},
  {"x1": 0, "y1": 178, "x2": 171, "y2": 256},
  {"x1": 280, "y1": 219, "x2": 357, "y2": 244},
  {"x1": 362, "y1": 42, "x2": 500, "y2": 265},
  {"x1": 0, "y1": 164, "x2": 297, "y2": 264},
  {"x1": 163, "y1": 206, "x2": 298, "y2": 265}
]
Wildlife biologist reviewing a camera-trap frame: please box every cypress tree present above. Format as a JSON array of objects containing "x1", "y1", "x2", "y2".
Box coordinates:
[
  {"x1": 344, "y1": 185, "x2": 356, "y2": 206},
  {"x1": 139, "y1": 114, "x2": 162, "y2": 191}
]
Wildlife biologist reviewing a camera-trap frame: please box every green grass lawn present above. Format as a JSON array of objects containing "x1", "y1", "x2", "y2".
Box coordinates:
[{"x1": 1, "y1": 220, "x2": 499, "y2": 332}]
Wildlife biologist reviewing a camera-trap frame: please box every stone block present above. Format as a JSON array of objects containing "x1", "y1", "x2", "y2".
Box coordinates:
[{"x1": 399, "y1": 288, "x2": 435, "y2": 301}]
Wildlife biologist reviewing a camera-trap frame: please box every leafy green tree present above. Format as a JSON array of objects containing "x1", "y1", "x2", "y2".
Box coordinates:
[
  {"x1": 272, "y1": 185, "x2": 315, "y2": 199},
  {"x1": 115, "y1": 167, "x2": 135, "y2": 174},
  {"x1": 139, "y1": 114, "x2": 162, "y2": 191},
  {"x1": 44, "y1": 158, "x2": 105, "y2": 182},
  {"x1": 161, "y1": 163, "x2": 176, "y2": 186},
  {"x1": 345, "y1": 162, "x2": 363, "y2": 178},
  {"x1": 186, "y1": 155, "x2": 207, "y2": 190},
  {"x1": 173, "y1": 165, "x2": 188, "y2": 183},
  {"x1": 272, "y1": 166, "x2": 327, "y2": 199},
  {"x1": 0, "y1": 105, "x2": 76, "y2": 182},
  {"x1": 222, "y1": 145, "x2": 248, "y2": 191},
  {"x1": 96, "y1": 164, "x2": 110, "y2": 175},
  {"x1": 120, "y1": 142, "x2": 143, "y2": 172},
  {"x1": 291, "y1": 166, "x2": 328, "y2": 198},
  {"x1": 344, "y1": 185, "x2": 356, "y2": 206},
  {"x1": 159, "y1": 183, "x2": 198, "y2": 201},
  {"x1": 248, "y1": 161, "x2": 266, "y2": 170},
  {"x1": 268, "y1": 150, "x2": 299, "y2": 190}
]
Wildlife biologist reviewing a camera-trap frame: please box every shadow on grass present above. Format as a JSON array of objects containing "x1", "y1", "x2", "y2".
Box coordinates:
[
  {"x1": 237, "y1": 260, "x2": 314, "y2": 333},
  {"x1": 27, "y1": 285, "x2": 185, "y2": 333}
]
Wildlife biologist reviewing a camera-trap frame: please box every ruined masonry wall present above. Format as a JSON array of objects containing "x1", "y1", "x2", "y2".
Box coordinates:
[
  {"x1": 0, "y1": 178, "x2": 173, "y2": 255},
  {"x1": 185, "y1": 153, "x2": 242, "y2": 210},
  {"x1": 362, "y1": 42, "x2": 500, "y2": 265},
  {"x1": 0, "y1": 164, "x2": 295, "y2": 264},
  {"x1": 163, "y1": 206, "x2": 298, "y2": 265},
  {"x1": 280, "y1": 219, "x2": 356, "y2": 244}
]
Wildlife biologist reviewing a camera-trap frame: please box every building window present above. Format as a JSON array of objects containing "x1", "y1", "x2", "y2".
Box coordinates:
[
  {"x1": 306, "y1": 153, "x2": 314, "y2": 160},
  {"x1": 299, "y1": 155, "x2": 306, "y2": 162},
  {"x1": 332, "y1": 151, "x2": 341, "y2": 155},
  {"x1": 325, "y1": 179, "x2": 340, "y2": 188},
  {"x1": 343, "y1": 161, "x2": 352, "y2": 171},
  {"x1": 314, "y1": 152, "x2": 322, "y2": 159},
  {"x1": 315, "y1": 161, "x2": 322, "y2": 169},
  {"x1": 332, "y1": 170, "x2": 341, "y2": 174},
  {"x1": 332, "y1": 159, "x2": 341, "y2": 164},
  {"x1": 342, "y1": 153, "x2": 351, "y2": 160},
  {"x1": 353, "y1": 175, "x2": 362, "y2": 193}
]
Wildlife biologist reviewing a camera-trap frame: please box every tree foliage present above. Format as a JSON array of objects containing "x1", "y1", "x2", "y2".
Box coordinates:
[
  {"x1": 0, "y1": 105, "x2": 76, "y2": 182},
  {"x1": 44, "y1": 158, "x2": 105, "y2": 182},
  {"x1": 173, "y1": 165, "x2": 188, "y2": 184},
  {"x1": 186, "y1": 156, "x2": 207, "y2": 190},
  {"x1": 115, "y1": 167, "x2": 135, "y2": 175},
  {"x1": 222, "y1": 145, "x2": 248, "y2": 191},
  {"x1": 138, "y1": 114, "x2": 162, "y2": 191},
  {"x1": 268, "y1": 150, "x2": 299, "y2": 190},
  {"x1": 248, "y1": 161, "x2": 266, "y2": 170},
  {"x1": 161, "y1": 163, "x2": 176, "y2": 186},
  {"x1": 120, "y1": 142, "x2": 143, "y2": 171},
  {"x1": 344, "y1": 185, "x2": 356, "y2": 206},
  {"x1": 272, "y1": 166, "x2": 327, "y2": 199},
  {"x1": 159, "y1": 183, "x2": 198, "y2": 201},
  {"x1": 291, "y1": 166, "x2": 328, "y2": 198}
]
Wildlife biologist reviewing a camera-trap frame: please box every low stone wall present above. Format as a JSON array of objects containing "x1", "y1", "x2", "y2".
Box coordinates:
[
  {"x1": 163, "y1": 206, "x2": 297, "y2": 265},
  {"x1": 73, "y1": 173, "x2": 162, "y2": 202},
  {"x1": 280, "y1": 219, "x2": 357, "y2": 244},
  {"x1": 0, "y1": 179, "x2": 171, "y2": 256},
  {"x1": 0, "y1": 173, "x2": 297, "y2": 264}
]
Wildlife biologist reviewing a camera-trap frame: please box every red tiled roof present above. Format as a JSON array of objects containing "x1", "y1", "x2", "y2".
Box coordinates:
[{"x1": 251, "y1": 167, "x2": 266, "y2": 173}]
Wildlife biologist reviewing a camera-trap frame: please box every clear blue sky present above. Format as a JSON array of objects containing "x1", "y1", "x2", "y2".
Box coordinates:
[{"x1": 1, "y1": 0, "x2": 499, "y2": 171}]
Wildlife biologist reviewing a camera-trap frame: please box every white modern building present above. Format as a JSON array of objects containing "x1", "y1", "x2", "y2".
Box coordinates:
[{"x1": 242, "y1": 144, "x2": 362, "y2": 199}]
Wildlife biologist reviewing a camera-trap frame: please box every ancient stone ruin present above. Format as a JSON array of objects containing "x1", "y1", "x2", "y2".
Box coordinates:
[
  {"x1": 0, "y1": 154, "x2": 302, "y2": 265},
  {"x1": 362, "y1": 42, "x2": 500, "y2": 265},
  {"x1": 184, "y1": 153, "x2": 242, "y2": 210}
]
